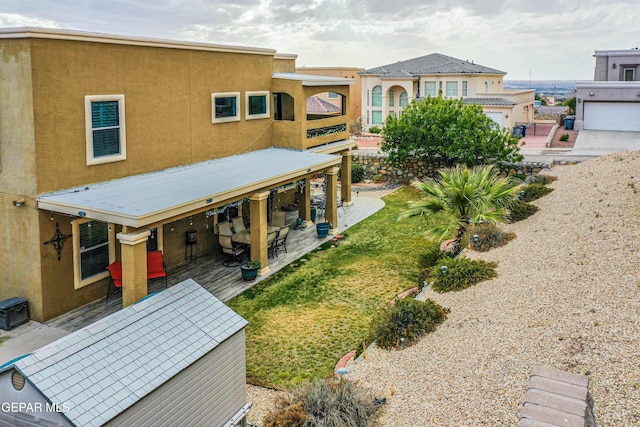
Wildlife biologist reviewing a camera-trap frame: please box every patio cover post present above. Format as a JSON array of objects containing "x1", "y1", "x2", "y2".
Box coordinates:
[
  {"x1": 299, "y1": 177, "x2": 312, "y2": 226},
  {"x1": 341, "y1": 150, "x2": 353, "y2": 206},
  {"x1": 250, "y1": 191, "x2": 271, "y2": 276},
  {"x1": 117, "y1": 229, "x2": 151, "y2": 307},
  {"x1": 325, "y1": 166, "x2": 339, "y2": 235}
]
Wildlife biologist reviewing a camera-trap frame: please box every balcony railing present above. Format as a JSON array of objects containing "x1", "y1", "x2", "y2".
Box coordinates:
[{"x1": 307, "y1": 123, "x2": 347, "y2": 139}]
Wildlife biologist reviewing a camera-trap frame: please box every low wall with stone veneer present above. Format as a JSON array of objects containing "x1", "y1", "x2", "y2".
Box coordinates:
[{"x1": 352, "y1": 151, "x2": 550, "y2": 185}]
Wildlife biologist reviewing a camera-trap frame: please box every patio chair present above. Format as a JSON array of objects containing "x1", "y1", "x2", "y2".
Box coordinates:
[
  {"x1": 231, "y1": 216, "x2": 246, "y2": 233},
  {"x1": 274, "y1": 225, "x2": 289, "y2": 256},
  {"x1": 217, "y1": 221, "x2": 234, "y2": 237},
  {"x1": 268, "y1": 229, "x2": 279, "y2": 258},
  {"x1": 220, "y1": 235, "x2": 245, "y2": 266},
  {"x1": 106, "y1": 261, "x2": 123, "y2": 300},
  {"x1": 270, "y1": 211, "x2": 288, "y2": 229},
  {"x1": 146, "y1": 251, "x2": 168, "y2": 288}
]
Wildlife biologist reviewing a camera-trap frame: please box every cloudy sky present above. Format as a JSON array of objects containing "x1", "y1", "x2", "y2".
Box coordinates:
[{"x1": 2, "y1": 0, "x2": 639, "y2": 80}]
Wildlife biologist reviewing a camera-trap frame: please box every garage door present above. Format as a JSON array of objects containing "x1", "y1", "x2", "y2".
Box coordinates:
[
  {"x1": 584, "y1": 102, "x2": 640, "y2": 131},
  {"x1": 485, "y1": 112, "x2": 503, "y2": 128}
]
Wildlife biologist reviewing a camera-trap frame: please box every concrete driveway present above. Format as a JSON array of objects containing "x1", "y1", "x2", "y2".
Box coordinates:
[{"x1": 571, "y1": 130, "x2": 640, "y2": 156}]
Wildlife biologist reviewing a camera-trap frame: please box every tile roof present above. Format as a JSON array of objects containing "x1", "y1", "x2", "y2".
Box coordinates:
[
  {"x1": 360, "y1": 53, "x2": 505, "y2": 77},
  {"x1": 306, "y1": 95, "x2": 342, "y2": 113},
  {"x1": 464, "y1": 97, "x2": 516, "y2": 106},
  {"x1": 1, "y1": 280, "x2": 247, "y2": 427}
]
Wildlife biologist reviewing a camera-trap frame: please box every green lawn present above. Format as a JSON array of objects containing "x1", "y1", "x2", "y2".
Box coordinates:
[{"x1": 227, "y1": 187, "x2": 438, "y2": 389}]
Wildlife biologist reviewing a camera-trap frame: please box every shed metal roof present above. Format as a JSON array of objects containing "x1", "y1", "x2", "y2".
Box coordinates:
[
  {"x1": 37, "y1": 147, "x2": 341, "y2": 227},
  {"x1": 464, "y1": 97, "x2": 516, "y2": 106},
  {"x1": 272, "y1": 72, "x2": 355, "y2": 86},
  {"x1": 1, "y1": 279, "x2": 247, "y2": 427}
]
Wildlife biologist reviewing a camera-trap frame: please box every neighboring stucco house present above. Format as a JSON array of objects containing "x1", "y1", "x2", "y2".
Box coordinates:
[
  {"x1": 575, "y1": 48, "x2": 640, "y2": 131},
  {"x1": 0, "y1": 279, "x2": 250, "y2": 427},
  {"x1": 0, "y1": 27, "x2": 356, "y2": 321},
  {"x1": 359, "y1": 53, "x2": 535, "y2": 131},
  {"x1": 295, "y1": 67, "x2": 364, "y2": 123}
]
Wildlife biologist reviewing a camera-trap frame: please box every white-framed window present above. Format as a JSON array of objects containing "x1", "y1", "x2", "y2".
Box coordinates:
[
  {"x1": 372, "y1": 110, "x2": 383, "y2": 125},
  {"x1": 424, "y1": 81, "x2": 436, "y2": 97},
  {"x1": 85, "y1": 95, "x2": 126, "y2": 166},
  {"x1": 245, "y1": 91, "x2": 270, "y2": 120},
  {"x1": 212, "y1": 92, "x2": 241, "y2": 123},
  {"x1": 372, "y1": 86, "x2": 382, "y2": 107},
  {"x1": 399, "y1": 91, "x2": 408, "y2": 107},
  {"x1": 73, "y1": 219, "x2": 115, "y2": 289},
  {"x1": 624, "y1": 68, "x2": 635, "y2": 81},
  {"x1": 462, "y1": 81, "x2": 468, "y2": 97},
  {"x1": 328, "y1": 92, "x2": 339, "y2": 99},
  {"x1": 446, "y1": 81, "x2": 458, "y2": 97},
  {"x1": 388, "y1": 89, "x2": 395, "y2": 107}
]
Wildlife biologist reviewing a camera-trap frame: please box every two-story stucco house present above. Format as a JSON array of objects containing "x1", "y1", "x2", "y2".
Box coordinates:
[
  {"x1": 0, "y1": 27, "x2": 356, "y2": 322},
  {"x1": 359, "y1": 53, "x2": 535, "y2": 131},
  {"x1": 575, "y1": 48, "x2": 640, "y2": 131}
]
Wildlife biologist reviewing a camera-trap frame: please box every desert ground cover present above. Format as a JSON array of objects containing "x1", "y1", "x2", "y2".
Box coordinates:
[{"x1": 348, "y1": 151, "x2": 640, "y2": 426}]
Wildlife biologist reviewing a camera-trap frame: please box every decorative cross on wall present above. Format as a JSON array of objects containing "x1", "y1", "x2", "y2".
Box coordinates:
[{"x1": 44, "y1": 222, "x2": 72, "y2": 261}]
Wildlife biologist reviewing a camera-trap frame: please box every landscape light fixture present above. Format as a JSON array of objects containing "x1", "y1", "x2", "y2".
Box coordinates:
[
  {"x1": 518, "y1": 190, "x2": 526, "y2": 201},
  {"x1": 440, "y1": 265, "x2": 448, "y2": 275},
  {"x1": 472, "y1": 234, "x2": 480, "y2": 243},
  {"x1": 336, "y1": 367, "x2": 348, "y2": 376}
]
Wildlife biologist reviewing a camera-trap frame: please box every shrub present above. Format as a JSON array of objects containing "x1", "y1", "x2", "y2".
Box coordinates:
[
  {"x1": 369, "y1": 298, "x2": 449, "y2": 349},
  {"x1": 372, "y1": 174, "x2": 384, "y2": 183},
  {"x1": 531, "y1": 174, "x2": 557, "y2": 186},
  {"x1": 559, "y1": 133, "x2": 569, "y2": 142},
  {"x1": 264, "y1": 378, "x2": 381, "y2": 427},
  {"x1": 521, "y1": 183, "x2": 554, "y2": 202},
  {"x1": 368, "y1": 125, "x2": 382, "y2": 134},
  {"x1": 351, "y1": 163, "x2": 365, "y2": 184},
  {"x1": 508, "y1": 200, "x2": 539, "y2": 222},
  {"x1": 263, "y1": 398, "x2": 307, "y2": 427},
  {"x1": 461, "y1": 223, "x2": 516, "y2": 252},
  {"x1": 425, "y1": 257, "x2": 497, "y2": 292}
]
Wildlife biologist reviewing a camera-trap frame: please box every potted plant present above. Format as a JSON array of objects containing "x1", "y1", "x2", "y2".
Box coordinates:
[
  {"x1": 316, "y1": 221, "x2": 332, "y2": 238},
  {"x1": 240, "y1": 260, "x2": 261, "y2": 281}
]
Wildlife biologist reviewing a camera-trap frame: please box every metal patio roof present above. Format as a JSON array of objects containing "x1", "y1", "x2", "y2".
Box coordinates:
[{"x1": 37, "y1": 147, "x2": 341, "y2": 227}]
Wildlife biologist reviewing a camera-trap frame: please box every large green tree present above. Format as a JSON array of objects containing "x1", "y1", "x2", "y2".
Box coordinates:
[
  {"x1": 401, "y1": 165, "x2": 519, "y2": 254},
  {"x1": 381, "y1": 96, "x2": 523, "y2": 167}
]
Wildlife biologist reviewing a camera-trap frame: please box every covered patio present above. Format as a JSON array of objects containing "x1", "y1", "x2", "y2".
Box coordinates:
[
  {"x1": 45, "y1": 195, "x2": 385, "y2": 332},
  {"x1": 37, "y1": 145, "x2": 356, "y2": 309}
]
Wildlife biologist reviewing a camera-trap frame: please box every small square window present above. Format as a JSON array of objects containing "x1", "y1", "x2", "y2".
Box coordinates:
[
  {"x1": 85, "y1": 95, "x2": 126, "y2": 166},
  {"x1": 212, "y1": 92, "x2": 241, "y2": 123},
  {"x1": 245, "y1": 91, "x2": 270, "y2": 120}
]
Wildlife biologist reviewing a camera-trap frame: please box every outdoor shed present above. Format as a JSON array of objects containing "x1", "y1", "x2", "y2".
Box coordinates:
[{"x1": 0, "y1": 279, "x2": 250, "y2": 427}]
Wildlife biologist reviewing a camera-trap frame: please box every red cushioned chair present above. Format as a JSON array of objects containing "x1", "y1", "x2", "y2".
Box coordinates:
[
  {"x1": 106, "y1": 261, "x2": 123, "y2": 300},
  {"x1": 146, "y1": 251, "x2": 168, "y2": 288}
]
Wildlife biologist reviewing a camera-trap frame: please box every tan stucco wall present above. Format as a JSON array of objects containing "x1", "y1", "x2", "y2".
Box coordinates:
[
  {"x1": 296, "y1": 67, "x2": 363, "y2": 120},
  {"x1": 29, "y1": 39, "x2": 278, "y2": 194},
  {"x1": 0, "y1": 40, "x2": 44, "y2": 320}
]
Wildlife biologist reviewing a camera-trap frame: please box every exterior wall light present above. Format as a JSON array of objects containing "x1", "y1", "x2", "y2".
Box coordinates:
[
  {"x1": 589, "y1": 92, "x2": 595, "y2": 96},
  {"x1": 13, "y1": 200, "x2": 25, "y2": 207}
]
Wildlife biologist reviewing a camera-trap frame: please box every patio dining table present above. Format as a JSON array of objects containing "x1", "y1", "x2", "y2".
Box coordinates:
[{"x1": 232, "y1": 225, "x2": 280, "y2": 245}]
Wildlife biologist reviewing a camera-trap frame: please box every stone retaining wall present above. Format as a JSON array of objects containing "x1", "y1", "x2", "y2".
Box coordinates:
[{"x1": 352, "y1": 151, "x2": 550, "y2": 185}]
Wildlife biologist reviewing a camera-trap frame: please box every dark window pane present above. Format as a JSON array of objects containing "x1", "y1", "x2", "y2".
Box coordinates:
[
  {"x1": 91, "y1": 101, "x2": 119, "y2": 128},
  {"x1": 215, "y1": 97, "x2": 237, "y2": 118},
  {"x1": 81, "y1": 245, "x2": 110, "y2": 279},
  {"x1": 248, "y1": 95, "x2": 267, "y2": 115},
  {"x1": 93, "y1": 128, "x2": 120, "y2": 157},
  {"x1": 80, "y1": 221, "x2": 108, "y2": 248}
]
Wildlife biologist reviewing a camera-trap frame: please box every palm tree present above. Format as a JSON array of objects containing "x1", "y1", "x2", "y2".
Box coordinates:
[{"x1": 402, "y1": 165, "x2": 520, "y2": 254}]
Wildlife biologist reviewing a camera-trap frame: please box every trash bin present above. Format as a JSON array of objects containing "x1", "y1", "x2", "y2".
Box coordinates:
[
  {"x1": 564, "y1": 116, "x2": 575, "y2": 130},
  {"x1": 521, "y1": 125, "x2": 527, "y2": 137},
  {"x1": 513, "y1": 126, "x2": 523, "y2": 137}
]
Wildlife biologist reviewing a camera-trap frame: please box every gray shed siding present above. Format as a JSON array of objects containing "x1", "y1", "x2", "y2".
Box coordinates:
[
  {"x1": 105, "y1": 329, "x2": 247, "y2": 427},
  {"x1": 0, "y1": 370, "x2": 72, "y2": 427}
]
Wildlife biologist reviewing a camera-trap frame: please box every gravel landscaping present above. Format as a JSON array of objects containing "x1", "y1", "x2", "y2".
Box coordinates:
[
  {"x1": 348, "y1": 151, "x2": 640, "y2": 426},
  {"x1": 247, "y1": 151, "x2": 640, "y2": 426}
]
